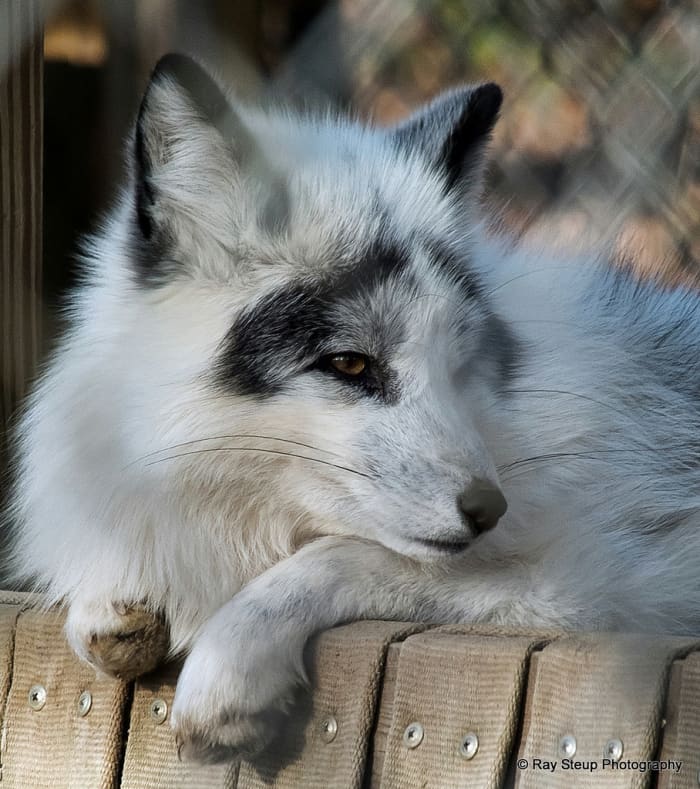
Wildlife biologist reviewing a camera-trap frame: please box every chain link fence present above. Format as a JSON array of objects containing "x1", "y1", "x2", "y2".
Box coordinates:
[
  {"x1": 323, "y1": 0, "x2": 699, "y2": 281},
  {"x1": 38, "y1": 0, "x2": 699, "y2": 291}
]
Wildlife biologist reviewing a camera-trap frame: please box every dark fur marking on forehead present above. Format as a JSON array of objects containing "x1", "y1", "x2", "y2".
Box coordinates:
[
  {"x1": 215, "y1": 243, "x2": 408, "y2": 399},
  {"x1": 332, "y1": 242, "x2": 409, "y2": 299},
  {"x1": 424, "y1": 240, "x2": 522, "y2": 391},
  {"x1": 427, "y1": 241, "x2": 483, "y2": 302},
  {"x1": 479, "y1": 312, "x2": 523, "y2": 391}
]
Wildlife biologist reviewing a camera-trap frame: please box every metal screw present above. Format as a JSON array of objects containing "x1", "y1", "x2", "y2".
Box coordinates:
[
  {"x1": 559, "y1": 734, "x2": 577, "y2": 757},
  {"x1": 320, "y1": 716, "x2": 338, "y2": 743},
  {"x1": 28, "y1": 684, "x2": 46, "y2": 711},
  {"x1": 150, "y1": 699, "x2": 168, "y2": 724},
  {"x1": 77, "y1": 690, "x2": 92, "y2": 717},
  {"x1": 604, "y1": 738, "x2": 623, "y2": 761},
  {"x1": 459, "y1": 732, "x2": 479, "y2": 760},
  {"x1": 403, "y1": 722, "x2": 424, "y2": 749}
]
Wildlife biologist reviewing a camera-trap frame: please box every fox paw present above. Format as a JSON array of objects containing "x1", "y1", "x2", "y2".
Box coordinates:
[
  {"x1": 171, "y1": 628, "x2": 304, "y2": 763},
  {"x1": 67, "y1": 600, "x2": 170, "y2": 681}
]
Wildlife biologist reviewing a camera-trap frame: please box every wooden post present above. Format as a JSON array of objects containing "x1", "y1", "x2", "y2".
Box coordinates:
[{"x1": 0, "y1": 0, "x2": 43, "y2": 473}]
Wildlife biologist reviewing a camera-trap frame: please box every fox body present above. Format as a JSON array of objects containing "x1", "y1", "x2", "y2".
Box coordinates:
[{"x1": 7, "y1": 55, "x2": 700, "y2": 760}]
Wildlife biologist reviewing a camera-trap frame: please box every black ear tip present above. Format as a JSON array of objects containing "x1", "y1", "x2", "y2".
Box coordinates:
[
  {"x1": 144, "y1": 53, "x2": 228, "y2": 127},
  {"x1": 469, "y1": 82, "x2": 503, "y2": 128},
  {"x1": 150, "y1": 53, "x2": 211, "y2": 91}
]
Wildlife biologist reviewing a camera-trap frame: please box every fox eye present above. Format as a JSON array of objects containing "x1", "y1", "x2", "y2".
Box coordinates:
[{"x1": 327, "y1": 353, "x2": 367, "y2": 376}]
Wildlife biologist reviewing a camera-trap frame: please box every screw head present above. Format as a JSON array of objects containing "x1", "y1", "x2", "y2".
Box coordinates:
[
  {"x1": 77, "y1": 690, "x2": 92, "y2": 717},
  {"x1": 150, "y1": 698, "x2": 168, "y2": 724},
  {"x1": 28, "y1": 684, "x2": 46, "y2": 711},
  {"x1": 320, "y1": 716, "x2": 338, "y2": 743},
  {"x1": 604, "y1": 738, "x2": 623, "y2": 761},
  {"x1": 403, "y1": 722, "x2": 424, "y2": 749},
  {"x1": 460, "y1": 732, "x2": 479, "y2": 760},
  {"x1": 559, "y1": 734, "x2": 577, "y2": 757}
]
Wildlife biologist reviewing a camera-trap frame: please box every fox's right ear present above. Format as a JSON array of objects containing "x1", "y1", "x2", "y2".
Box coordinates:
[
  {"x1": 133, "y1": 54, "x2": 263, "y2": 245},
  {"x1": 136, "y1": 54, "x2": 230, "y2": 241}
]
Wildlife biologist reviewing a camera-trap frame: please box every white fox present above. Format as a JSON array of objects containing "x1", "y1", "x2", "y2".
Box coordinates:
[{"x1": 8, "y1": 54, "x2": 700, "y2": 760}]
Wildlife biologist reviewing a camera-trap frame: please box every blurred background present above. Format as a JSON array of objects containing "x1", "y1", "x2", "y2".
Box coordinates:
[
  {"x1": 0, "y1": 0, "x2": 699, "y2": 500},
  {"x1": 40, "y1": 0, "x2": 700, "y2": 304}
]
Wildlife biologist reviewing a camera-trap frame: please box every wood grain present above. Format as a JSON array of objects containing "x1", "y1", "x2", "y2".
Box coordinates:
[{"x1": 0, "y1": 0, "x2": 43, "y2": 471}]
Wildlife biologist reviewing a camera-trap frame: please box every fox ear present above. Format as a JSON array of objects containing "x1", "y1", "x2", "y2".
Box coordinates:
[
  {"x1": 391, "y1": 83, "x2": 502, "y2": 194},
  {"x1": 133, "y1": 53, "x2": 261, "y2": 242}
]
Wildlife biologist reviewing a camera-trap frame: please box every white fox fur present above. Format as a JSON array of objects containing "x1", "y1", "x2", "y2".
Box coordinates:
[{"x1": 6, "y1": 54, "x2": 700, "y2": 760}]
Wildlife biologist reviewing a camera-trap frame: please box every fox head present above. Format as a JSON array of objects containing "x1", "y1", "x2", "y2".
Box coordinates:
[{"x1": 83, "y1": 54, "x2": 517, "y2": 561}]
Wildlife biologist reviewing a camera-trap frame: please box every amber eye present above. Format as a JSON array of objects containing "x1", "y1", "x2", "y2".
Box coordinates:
[{"x1": 328, "y1": 354, "x2": 367, "y2": 376}]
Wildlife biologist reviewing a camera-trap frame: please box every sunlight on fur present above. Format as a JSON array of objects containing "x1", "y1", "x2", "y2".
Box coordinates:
[{"x1": 7, "y1": 53, "x2": 700, "y2": 762}]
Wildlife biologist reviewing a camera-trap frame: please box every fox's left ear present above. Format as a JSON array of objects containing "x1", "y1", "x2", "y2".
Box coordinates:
[{"x1": 391, "y1": 83, "x2": 502, "y2": 195}]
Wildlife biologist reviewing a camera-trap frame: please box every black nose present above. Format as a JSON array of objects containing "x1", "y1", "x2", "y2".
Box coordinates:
[{"x1": 458, "y1": 479, "x2": 507, "y2": 533}]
